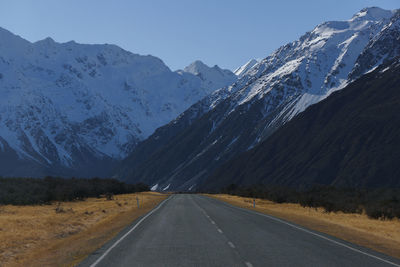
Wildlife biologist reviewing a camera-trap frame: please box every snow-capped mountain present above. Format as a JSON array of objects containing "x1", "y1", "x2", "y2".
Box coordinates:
[
  {"x1": 182, "y1": 60, "x2": 237, "y2": 91},
  {"x1": 0, "y1": 28, "x2": 236, "y2": 177},
  {"x1": 234, "y1": 59, "x2": 259, "y2": 78},
  {"x1": 349, "y1": 9, "x2": 400, "y2": 80},
  {"x1": 118, "y1": 7, "x2": 400, "y2": 191},
  {"x1": 203, "y1": 57, "x2": 400, "y2": 189},
  {"x1": 232, "y1": 7, "x2": 396, "y2": 123}
]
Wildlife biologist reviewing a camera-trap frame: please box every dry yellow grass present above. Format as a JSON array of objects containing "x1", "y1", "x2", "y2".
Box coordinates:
[
  {"x1": 206, "y1": 194, "x2": 400, "y2": 259},
  {"x1": 0, "y1": 191, "x2": 167, "y2": 267}
]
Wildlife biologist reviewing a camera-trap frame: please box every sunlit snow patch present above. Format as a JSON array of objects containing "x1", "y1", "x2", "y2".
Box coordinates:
[
  {"x1": 150, "y1": 184, "x2": 159, "y2": 191},
  {"x1": 162, "y1": 184, "x2": 170, "y2": 191}
]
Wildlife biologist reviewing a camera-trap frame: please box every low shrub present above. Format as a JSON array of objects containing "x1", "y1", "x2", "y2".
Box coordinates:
[
  {"x1": 219, "y1": 184, "x2": 400, "y2": 220},
  {"x1": 0, "y1": 176, "x2": 149, "y2": 205}
]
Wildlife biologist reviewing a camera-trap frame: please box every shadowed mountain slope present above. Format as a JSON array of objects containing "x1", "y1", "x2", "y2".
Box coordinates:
[
  {"x1": 117, "y1": 8, "x2": 400, "y2": 191},
  {"x1": 202, "y1": 59, "x2": 400, "y2": 190}
]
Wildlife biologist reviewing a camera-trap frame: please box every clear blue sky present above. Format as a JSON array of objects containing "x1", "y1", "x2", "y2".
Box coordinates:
[{"x1": 0, "y1": 0, "x2": 398, "y2": 71}]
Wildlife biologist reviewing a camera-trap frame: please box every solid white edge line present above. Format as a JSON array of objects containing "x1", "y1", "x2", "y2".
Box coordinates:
[
  {"x1": 89, "y1": 196, "x2": 171, "y2": 267},
  {"x1": 224, "y1": 201, "x2": 400, "y2": 267}
]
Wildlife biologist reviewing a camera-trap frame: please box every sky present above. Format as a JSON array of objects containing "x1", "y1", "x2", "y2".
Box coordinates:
[{"x1": 0, "y1": 0, "x2": 398, "y2": 71}]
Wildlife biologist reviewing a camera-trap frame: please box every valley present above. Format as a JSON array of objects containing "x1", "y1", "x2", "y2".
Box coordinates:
[
  {"x1": 1, "y1": 3, "x2": 400, "y2": 267},
  {"x1": 117, "y1": 7, "x2": 400, "y2": 191}
]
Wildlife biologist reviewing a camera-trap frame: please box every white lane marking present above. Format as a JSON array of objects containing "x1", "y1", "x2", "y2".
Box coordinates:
[
  {"x1": 227, "y1": 203, "x2": 400, "y2": 267},
  {"x1": 89, "y1": 196, "x2": 171, "y2": 267},
  {"x1": 196, "y1": 197, "x2": 255, "y2": 267}
]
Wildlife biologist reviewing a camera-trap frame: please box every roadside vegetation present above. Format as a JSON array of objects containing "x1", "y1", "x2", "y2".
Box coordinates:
[
  {"x1": 219, "y1": 184, "x2": 400, "y2": 220},
  {"x1": 0, "y1": 191, "x2": 167, "y2": 266},
  {"x1": 207, "y1": 193, "x2": 400, "y2": 260},
  {"x1": 0, "y1": 176, "x2": 149, "y2": 205}
]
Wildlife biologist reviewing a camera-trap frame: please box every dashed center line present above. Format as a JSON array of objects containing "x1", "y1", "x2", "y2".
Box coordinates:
[{"x1": 195, "y1": 202, "x2": 254, "y2": 267}]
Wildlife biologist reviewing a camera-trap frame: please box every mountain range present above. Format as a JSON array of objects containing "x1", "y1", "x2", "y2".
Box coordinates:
[
  {"x1": 0, "y1": 7, "x2": 398, "y2": 191},
  {"x1": 202, "y1": 58, "x2": 400, "y2": 190},
  {"x1": 0, "y1": 28, "x2": 236, "y2": 177},
  {"x1": 116, "y1": 7, "x2": 400, "y2": 191}
]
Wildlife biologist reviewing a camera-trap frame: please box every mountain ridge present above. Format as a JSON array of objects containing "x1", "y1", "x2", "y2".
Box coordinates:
[
  {"x1": 0, "y1": 28, "x2": 237, "y2": 177},
  {"x1": 202, "y1": 58, "x2": 400, "y2": 189},
  {"x1": 117, "y1": 7, "x2": 400, "y2": 191}
]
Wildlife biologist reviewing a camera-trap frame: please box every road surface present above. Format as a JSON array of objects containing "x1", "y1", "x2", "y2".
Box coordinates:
[{"x1": 80, "y1": 194, "x2": 400, "y2": 267}]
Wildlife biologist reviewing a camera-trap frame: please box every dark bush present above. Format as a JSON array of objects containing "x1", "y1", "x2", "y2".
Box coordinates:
[
  {"x1": 0, "y1": 176, "x2": 149, "y2": 205},
  {"x1": 219, "y1": 184, "x2": 400, "y2": 220}
]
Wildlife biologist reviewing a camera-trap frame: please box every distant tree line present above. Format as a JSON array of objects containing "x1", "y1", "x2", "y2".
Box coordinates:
[
  {"x1": 0, "y1": 176, "x2": 149, "y2": 205},
  {"x1": 219, "y1": 184, "x2": 400, "y2": 220}
]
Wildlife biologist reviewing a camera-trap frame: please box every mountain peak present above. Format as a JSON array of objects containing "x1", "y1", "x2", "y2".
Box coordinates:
[
  {"x1": 34, "y1": 37, "x2": 56, "y2": 45},
  {"x1": 0, "y1": 27, "x2": 239, "y2": 178},
  {"x1": 184, "y1": 60, "x2": 212, "y2": 74},
  {"x1": 181, "y1": 60, "x2": 237, "y2": 93},
  {"x1": 118, "y1": 6, "x2": 400, "y2": 191},
  {"x1": 192, "y1": 59, "x2": 206, "y2": 65},
  {"x1": 351, "y1": 7, "x2": 395, "y2": 21}
]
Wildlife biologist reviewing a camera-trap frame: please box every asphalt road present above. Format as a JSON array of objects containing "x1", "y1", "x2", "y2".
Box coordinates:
[{"x1": 80, "y1": 194, "x2": 400, "y2": 267}]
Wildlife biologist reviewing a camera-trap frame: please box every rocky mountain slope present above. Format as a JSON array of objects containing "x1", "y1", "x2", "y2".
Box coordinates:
[
  {"x1": 117, "y1": 7, "x2": 400, "y2": 191},
  {"x1": 0, "y1": 28, "x2": 236, "y2": 177},
  {"x1": 202, "y1": 58, "x2": 400, "y2": 189},
  {"x1": 234, "y1": 59, "x2": 259, "y2": 78}
]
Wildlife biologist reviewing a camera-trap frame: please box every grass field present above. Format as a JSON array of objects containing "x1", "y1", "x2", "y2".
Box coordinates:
[
  {"x1": 206, "y1": 194, "x2": 400, "y2": 259},
  {"x1": 0, "y1": 191, "x2": 167, "y2": 266}
]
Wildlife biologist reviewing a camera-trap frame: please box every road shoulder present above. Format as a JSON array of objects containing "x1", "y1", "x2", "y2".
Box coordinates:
[
  {"x1": 2, "y1": 192, "x2": 169, "y2": 267},
  {"x1": 78, "y1": 194, "x2": 171, "y2": 267},
  {"x1": 204, "y1": 194, "x2": 400, "y2": 260}
]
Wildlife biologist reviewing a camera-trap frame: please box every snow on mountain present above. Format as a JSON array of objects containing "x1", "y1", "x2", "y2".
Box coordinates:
[
  {"x1": 181, "y1": 60, "x2": 237, "y2": 92},
  {"x1": 234, "y1": 59, "x2": 259, "y2": 77},
  {"x1": 351, "y1": 7, "x2": 395, "y2": 21},
  {"x1": 118, "y1": 7, "x2": 400, "y2": 191},
  {"x1": 349, "y1": 9, "x2": 400, "y2": 80},
  {"x1": 202, "y1": 7, "x2": 399, "y2": 133},
  {"x1": 233, "y1": 7, "x2": 397, "y2": 120},
  {"x1": 202, "y1": 57, "x2": 400, "y2": 190},
  {"x1": 0, "y1": 28, "x2": 236, "y2": 177}
]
